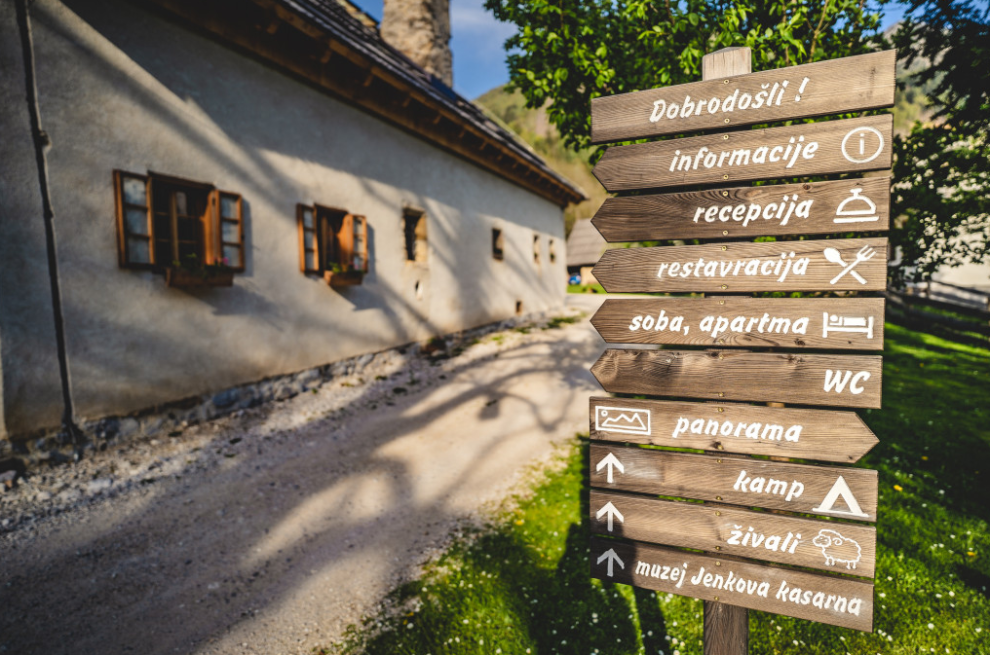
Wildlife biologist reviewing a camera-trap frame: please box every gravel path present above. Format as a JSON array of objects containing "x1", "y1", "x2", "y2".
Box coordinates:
[{"x1": 0, "y1": 296, "x2": 604, "y2": 655}]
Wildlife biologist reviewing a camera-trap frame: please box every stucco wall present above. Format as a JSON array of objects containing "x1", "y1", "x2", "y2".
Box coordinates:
[{"x1": 0, "y1": 0, "x2": 567, "y2": 439}]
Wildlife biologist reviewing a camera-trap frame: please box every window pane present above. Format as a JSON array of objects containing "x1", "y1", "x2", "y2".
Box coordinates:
[
  {"x1": 305, "y1": 251, "x2": 316, "y2": 270},
  {"x1": 353, "y1": 254, "x2": 364, "y2": 271},
  {"x1": 127, "y1": 237, "x2": 150, "y2": 264},
  {"x1": 304, "y1": 230, "x2": 314, "y2": 250},
  {"x1": 125, "y1": 207, "x2": 149, "y2": 235},
  {"x1": 175, "y1": 191, "x2": 188, "y2": 216},
  {"x1": 223, "y1": 245, "x2": 241, "y2": 268},
  {"x1": 122, "y1": 177, "x2": 146, "y2": 206},
  {"x1": 221, "y1": 196, "x2": 238, "y2": 219},
  {"x1": 177, "y1": 217, "x2": 198, "y2": 241},
  {"x1": 302, "y1": 208, "x2": 314, "y2": 229},
  {"x1": 222, "y1": 220, "x2": 239, "y2": 243}
]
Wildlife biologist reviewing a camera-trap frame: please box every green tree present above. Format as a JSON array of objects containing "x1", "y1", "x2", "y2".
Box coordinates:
[
  {"x1": 483, "y1": 0, "x2": 886, "y2": 153},
  {"x1": 889, "y1": 1, "x2": 989, "y2": 283}
]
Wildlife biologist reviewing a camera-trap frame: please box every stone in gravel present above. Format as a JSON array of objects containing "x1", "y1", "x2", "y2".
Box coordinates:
[{"x1": 87, "y1": 478, "x2": 113, "y2": 494}]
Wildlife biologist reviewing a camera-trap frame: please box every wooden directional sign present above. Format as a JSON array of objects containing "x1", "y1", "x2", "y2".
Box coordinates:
[
  {"x1": 590, "y1": 297, "x2": 885, "y2": 350},
  {"x1": 593, "y1": 115, "x2": 893, "y2": 192},
  {"x1": 590, "y1": 490, "x2": 877, "y2": 577},
  {"x1": 589, "y1": 397, "x2": 879, "y2": 463},
  {"x1": 589, "y1": 445, "x2": 879, "y2": 521},
  {"x1": 592, "y1": 237, "x2": 888, "y2": 293},
  {"x1": 591, "y1": 50, "x2": 895, "y2": 143},
  {"x1": 590, "y1": 537, "x2": 874, "y2": 631},
  {"x1": 592, "y1": 349, "x2": 883, "y2": 408},
  {"x1": 592, "y1": 176, "x2": 891, "y2": 242}
]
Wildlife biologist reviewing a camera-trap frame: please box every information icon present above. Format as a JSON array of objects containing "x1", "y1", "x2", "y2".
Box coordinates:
[{"x1": 841, "y1": 126, "x2": 884, "y2": 164}]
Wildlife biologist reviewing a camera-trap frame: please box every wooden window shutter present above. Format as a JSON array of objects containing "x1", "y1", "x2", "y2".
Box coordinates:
[
  {"x1": 217, "y1": 191, "x2": 244, "y2": 271},
  {"x1": 297, "y1": 203, "x2": 319, "y2": 273},
  {"x1": 338, "y1": 213, "x2": 355, "y2": 271},
  {"x1": 113, "y1": 170, "x2": 155, "y2": 267},
  {"x1": 354, "y1": 215, "x2": 368, "y2": 272}
]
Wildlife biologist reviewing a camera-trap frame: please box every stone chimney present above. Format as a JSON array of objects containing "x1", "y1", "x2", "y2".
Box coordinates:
[{"x1": 381, "y1": 0, "x2": 453, "y2": 87}]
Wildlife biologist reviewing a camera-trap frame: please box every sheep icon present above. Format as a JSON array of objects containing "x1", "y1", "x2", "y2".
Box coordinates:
[{"x1": 812, "y1": 529, "x2": 862, "y2": 569}]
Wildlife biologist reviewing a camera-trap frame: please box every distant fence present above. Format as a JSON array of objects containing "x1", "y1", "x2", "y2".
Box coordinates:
[{"x1": 886, "y1": 281, "x2": 990, "y2": 345}]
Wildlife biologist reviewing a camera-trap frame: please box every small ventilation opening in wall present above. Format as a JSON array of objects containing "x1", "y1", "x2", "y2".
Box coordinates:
[
  {"x1": 515, "y1": 300, "x2": 523, "y2": 315},
  {"x1": 415, "y1": 280, "x2": 424, "y2": 300}
]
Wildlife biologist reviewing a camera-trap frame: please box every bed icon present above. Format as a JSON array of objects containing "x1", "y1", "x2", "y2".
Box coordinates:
[{"x1": 596, "y1": 406, "x2": 651, "y2": 436}]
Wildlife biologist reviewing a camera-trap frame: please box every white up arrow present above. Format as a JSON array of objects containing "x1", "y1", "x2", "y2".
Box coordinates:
[
  {"x1": 596, "y1": 452, "x2": 625, "y2": 484},
  {"x1": 596, "y1": 501, "x2": 624, "y2": 532},
  {"x1": 596, "y1": 548, "x2": 625, "y2": 577}
]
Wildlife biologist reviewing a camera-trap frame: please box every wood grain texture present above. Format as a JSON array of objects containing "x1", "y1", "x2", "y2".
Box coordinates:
[
  {"x1": 590, "y1": 537, "x2": 874, "y2": 631},
  {"x1": 590, "y1": 490, "x2": 877, "y2": 577},
  {"x1": 591, "y1": 51, "x2": 895, "y2": 143},
  {"x1": 592, "y1": 177, "x2": 891, "y2": 242},
  {"x1": 704, "y1": 601, "x2": 747, "y2": 655},
  {"x1": 591, "y1": 297, "x2": 885, "y2": 350},
  {"x1": 589, "y1": 397, "x2": 879, "y2": 463},
  {"x1": 591, "y1": 349, "x2": 883, "y2": 408},
  {"x1": 593, "y1": 115, "x2": 893, "y2": 192},
  {"x1": 589, "y1": 445, "x2": 879, "y2": 521},
  {"x1": 592, "y1": 237, "x2": 888, "y2": 293}
]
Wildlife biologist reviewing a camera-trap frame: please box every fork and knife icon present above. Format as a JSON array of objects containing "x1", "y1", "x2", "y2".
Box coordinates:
[{"x1": 824, "y1": 245, "x2": 876, "y2": 285}]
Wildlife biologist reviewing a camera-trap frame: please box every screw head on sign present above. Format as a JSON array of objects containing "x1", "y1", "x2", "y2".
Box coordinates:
[
  {"x1": 718, "y1": 300, "x2": 725, "y2": 305},
  {"x1": 724, "y1": 118, "x2": 730, "y2": 124},
  {"x1": 716, "y1": 561, "x2": 722, "y2": 567},
  {"x1": 716, "y1": 459, "x2": 722, "y2": 464},
  {"x1": 718, "y1": 354, "x2": 724, "y2": 360},
  {"x1": 714, "y1": 596, "x2": 720, "y2": 601},
  {"x1": 715, "y1": 546, "x2": 721, "y2": 550},
  {"x1": 721, "y1": 190, "x2": 729, "y2": 197},
  {"x1": 720, "y1": 284, "x2": 728, "y2": 290},
  {"x1": 716, "y1": 496, "x2": 722, "y2": 501},
  {"x1": 717, "y1": 444, "x2": 724, "y2": 450},
  {"x1": 721, "y1": 245, "x2": 727, "y2": 251},
  {"x1": 723, "y1": 79, "x2": 729, "y2": 84},
  {"x1": 718, "y1": 392, "x2": 725, "y2": 397},
  {"x1": 717, "y1": 407, "x2": 724, "y2": 413},
  {"x1": 715, "y1": 511, "x2": 721, "y2": 516},
  {"x1": 723, "y1": 230, "x2": 728, "y2": 236},
  {"x1": 722, "y1": 134, "x2": 729, "y2": 140},
  {"x1": 723, "y1": 174, "x2": 729, "y2": 180}
]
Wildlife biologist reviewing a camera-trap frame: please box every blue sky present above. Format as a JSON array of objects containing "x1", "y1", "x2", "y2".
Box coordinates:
[{"x1": 349, "y1": 1, "x2": 911, "y2": 101}]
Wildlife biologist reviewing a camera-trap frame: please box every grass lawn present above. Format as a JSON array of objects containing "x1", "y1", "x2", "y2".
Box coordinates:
[{"x1": 320, "y1": 321, "x2": 990, "y2": 655}]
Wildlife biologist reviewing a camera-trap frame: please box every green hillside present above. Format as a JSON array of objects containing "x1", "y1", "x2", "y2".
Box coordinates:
[{"x1": 475, "y1": 87, "x2": 607, "y2": 236}]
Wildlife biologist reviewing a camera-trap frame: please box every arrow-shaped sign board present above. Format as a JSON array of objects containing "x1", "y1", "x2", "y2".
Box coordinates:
[
  {"x1": 591, "y1": 297, "x2": 885, "y2": 350},
  {"x1": 593, "y1": 114, "x2": 892, "y2": 192},
  {"x1": 590, "y1": 537, "x2": 874, "y2": 632},
  {"x1": 592, "y1": 349, "x2": 883, "y2": 409},
  {"x1": 589, "y1": 397, "x2": 879, "y2": 463},
  {"x1": 592, "y1": 237, "x2": 888, "y2": 293},
  {"x1": 591, "y1": 50, "x2": 895, "y2": 143},
  {"x1": 589, "y1": 445, "x2": 879, "y2": 521},
  {"x1": 591, "y1": 177, "x2": 891, "y2": 242},
  {"x1": 590, "y1": 490, "x2": 877, "y2": 578}
]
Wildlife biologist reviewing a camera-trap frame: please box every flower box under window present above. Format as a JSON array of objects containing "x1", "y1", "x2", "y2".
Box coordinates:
[{"x1": 165, "y1": 265, "x2": 235, "y2": 288}]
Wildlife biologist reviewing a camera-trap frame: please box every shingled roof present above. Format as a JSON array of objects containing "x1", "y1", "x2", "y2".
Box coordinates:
[
  {"x1": 147, "y1": 0, "x2": 586, "y2": 207},
  {"x1": 566, "y1": 219, "x2": 607, "y2": 268}
]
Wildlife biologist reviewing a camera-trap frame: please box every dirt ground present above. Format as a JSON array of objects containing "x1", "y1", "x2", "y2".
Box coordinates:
[{"x1": 0, "y1": 295, "x2": 605, "y2": 655}]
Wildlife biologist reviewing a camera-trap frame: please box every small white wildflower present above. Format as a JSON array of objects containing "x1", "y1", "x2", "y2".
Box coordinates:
[{"x1": 928, "y1": 623, "x2": 935, "y2": 630}]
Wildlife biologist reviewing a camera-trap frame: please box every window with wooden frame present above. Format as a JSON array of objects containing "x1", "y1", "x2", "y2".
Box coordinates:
[
  {"x1": 113, "y1": 170, "x2": 244, "y2": 272},
  {"x1": 549, "y1": 238, "x2": 557, "y2": 264},
  {"x1": 402, "y1": 208, "x2": 428, "y2": 264},
  {"x1": 492, "y1": 227, "x2": 504, "y2": 261},
  {"x1": 297, "y1": 203, "x2": 369, "y2": 284},
  {"x1": 533, "y1": 233, "x2": 541, "y2": 265}
]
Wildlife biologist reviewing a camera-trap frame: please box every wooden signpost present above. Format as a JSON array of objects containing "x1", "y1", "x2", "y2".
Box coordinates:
[
  {"x1": 592, "y1": 237, "x2": 889, "y2": 293},
  {"x1": 593, "y1": 115, "x2": 893, "y2": 192},
  {"x1": 592, "y1": 349, "x2": 883, "y2": 408},
  {"x1": 585, "y1": 45, "x2": 893, "y2": 653},
  {"x1": 591, "y1": 50, "x2": 896, "y2": 143},
  {"x1": 590, "y1": 537, "x2": 875, "y2": 631},
  {"x1": 589, "y1": 397, "x2": 879, "y2": 463},
  {"x1": 590, "y1": 490, "x2": 878, "y2": 576},
  {"x1": 592, "y1": 176, "x2": 891, "y2": 242},
  {"x1": 590, "y1": 297, "x2": 885, "y2": 349}
]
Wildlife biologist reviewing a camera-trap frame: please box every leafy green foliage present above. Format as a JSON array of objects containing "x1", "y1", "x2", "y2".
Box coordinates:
[
  {"x1": 483, "y1": 0, "x2": 886, "y2": 154},
  {"x1": 889, "y1": 1, "x2": 990, "y2": 283}
]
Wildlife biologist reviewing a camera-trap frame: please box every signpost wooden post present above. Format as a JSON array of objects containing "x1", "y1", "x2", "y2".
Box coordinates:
[{"x1": 585, "y1": 45, "x2": 893, "y2": 655}]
